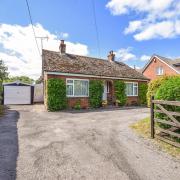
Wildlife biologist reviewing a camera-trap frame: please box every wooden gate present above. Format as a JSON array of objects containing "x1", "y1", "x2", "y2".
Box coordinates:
[{"x1": 150, "y1": 96, "x2": 180, "y2": 148}]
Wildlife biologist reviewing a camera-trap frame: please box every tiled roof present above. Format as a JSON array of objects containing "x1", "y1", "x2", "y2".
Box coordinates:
[
  {"x1": 42, "y1": 49, "x2": 149, "y2": 80},
  {"x1": 155, "y1": 55, "x2": 180, "y2": 73},
  {"x1": 142, "y1": 54, "x2": 180, "y2": 73}
]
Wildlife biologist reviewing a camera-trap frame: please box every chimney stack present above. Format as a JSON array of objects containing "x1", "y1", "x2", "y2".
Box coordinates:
[
  {"x1": 59, "y1": 40, "x2": 66, "y2": 54},
  {"x1": 108, "y1": 50, "x2": 115, "y2": 62}
]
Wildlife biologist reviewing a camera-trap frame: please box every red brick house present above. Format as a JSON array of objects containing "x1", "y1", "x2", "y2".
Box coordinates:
[
  {"x1": 142, "y1": 55, "x2": 180, "y2": 80},
  {"x1": 42, "y1": 40, "x2": 148, "y2": 108}
]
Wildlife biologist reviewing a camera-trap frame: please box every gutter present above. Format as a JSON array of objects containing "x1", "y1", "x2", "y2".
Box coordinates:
[{"x1": 45, "y1": 71, "x2": 149, "y2": 82}]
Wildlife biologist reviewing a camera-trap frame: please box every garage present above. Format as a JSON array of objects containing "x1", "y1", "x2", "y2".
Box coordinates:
[{"x1": 3, "y1": 81, "x2": 34, "y2": 105}]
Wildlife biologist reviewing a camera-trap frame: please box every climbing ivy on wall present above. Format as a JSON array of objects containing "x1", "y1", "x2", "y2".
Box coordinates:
[
  {"x1": 47, "y1": 78, "x2": 67, "y2": 111},
  {"x1": 114, "y1": 80, "x2": 127, "y2": 106},
  {"x1": 89, "y1": 80, "x2": 103, "y2": 108}
]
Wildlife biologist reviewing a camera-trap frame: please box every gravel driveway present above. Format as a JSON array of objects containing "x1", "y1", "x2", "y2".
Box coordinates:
[{"x1": 0, "y1": 105, "x2": 180, "y2": 180}]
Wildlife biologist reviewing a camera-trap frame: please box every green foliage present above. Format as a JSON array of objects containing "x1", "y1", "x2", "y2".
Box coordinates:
[
  {"x1": 0, "y1": 59, "x2": 8, "y2": 82},
  {"x1": 155, "y1": 76, "x2": 180, "y2": 131},
  {"x1": 147, "y1": 75, "x2": 171, "y2": 107},
  {"x1": 89, "y1": 80, "x2": 103, "y2": 108},
  {"x1": 74, "y1": 100, "x2": 81, "y2": 110},
  {"x1": 5, "y1": 76, "x2": 34, "y2": 84},
  {"x1": 47, "y1": 78, "x2": 67, "y2": 111},
  {"x1": 0, "y1": 59, "x2": 8, "y2": 104},
  {"x1": 114, "y1": 80, "x2": 127, "y2": 106},
  {"x1": 139, "y1": 83, "x2": 148, "y2": 105}
]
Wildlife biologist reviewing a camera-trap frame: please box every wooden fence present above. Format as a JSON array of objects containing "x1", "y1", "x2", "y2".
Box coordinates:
[{"x1": 150, "y1": 96, "x2": 180, "y2": 148}]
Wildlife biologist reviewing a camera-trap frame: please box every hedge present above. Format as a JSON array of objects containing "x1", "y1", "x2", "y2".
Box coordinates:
[
  {"x1": 139, "y1": 83, "x2": 148, "y2": 105},
  {"x1": 147, "y1": 75, "x2": 171, "y2": 107},
  {"x1": 155, "y1": 76, "x2": 180, "y2": 130},
  {"x1": 89, "y1": 80, "x2": 103, "y2": 108},
  {"x1": 47, "y1": 78, "x2": 67, "y2": 111},
  {"x1": 114, "y1": 80, "x2": 127, "y2": 106}
]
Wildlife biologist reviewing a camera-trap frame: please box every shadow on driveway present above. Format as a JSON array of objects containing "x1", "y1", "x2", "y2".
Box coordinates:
[{"x1": 0, "y1": 109, "x2": 19, "y2": 180}]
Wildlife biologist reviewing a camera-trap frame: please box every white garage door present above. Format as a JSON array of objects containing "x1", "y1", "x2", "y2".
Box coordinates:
[{"x1": 4, "y1": 86, "x2": 31, "y2": 105}]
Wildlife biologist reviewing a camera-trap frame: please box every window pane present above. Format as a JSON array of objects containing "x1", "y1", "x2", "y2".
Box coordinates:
[
  {"x1": 67, "y1": 80, "x2": 73, "y2": 84},
  {"x1": 74, "y1": 80, "x2": 82, "y2": 96},
  {"x1": 67, "y1": 84, "x2": 73, "y2": 95},
  {"x1": 126, "y1": 83, "x2": 133, "y2": 96},
  {"x1": 134, "y1": 86, "x2": 138, "y2": 96},
  {"x1": 74, "y1": 80, "x2": 88, "y2": 96}
]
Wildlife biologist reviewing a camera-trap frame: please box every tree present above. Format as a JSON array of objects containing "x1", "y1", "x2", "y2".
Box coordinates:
[
  {"x1": 0, "y1": 59, "x2": 8, "y2": 83},
  {"x1": 0, "y1": 59, "x2": 8, "y2": 103},
  {"x1": 5, "y1": 76, "x2": 34, "y2": 84}
]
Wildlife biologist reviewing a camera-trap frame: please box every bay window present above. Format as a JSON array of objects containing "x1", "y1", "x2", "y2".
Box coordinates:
[
  {"x1": 125, "y1": 82, "x2": 138, "y2": 96},
  {"x1": 66, "y1": 79, "x2": 89, "y2": 97}
]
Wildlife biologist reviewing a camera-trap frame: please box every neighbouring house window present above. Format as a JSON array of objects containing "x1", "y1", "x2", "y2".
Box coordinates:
[
  {"x1": 125, "y1": 82, "x2": 138, "y2": 96},
  {"x1": 156, "y1": 66, "x2": 164, "y2": 75},
  {"x1": 66, "y1": 79, "x2": 89, "y2": 97}
]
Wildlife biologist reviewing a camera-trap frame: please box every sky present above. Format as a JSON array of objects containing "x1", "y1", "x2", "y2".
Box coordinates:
[{"x1": 0, "y1": 0, "x2": 180, "y2": 79}]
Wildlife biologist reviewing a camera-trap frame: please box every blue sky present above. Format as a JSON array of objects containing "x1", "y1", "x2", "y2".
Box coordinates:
[{"x1": 0, "y1": 0, "x2": 180, "y2": 79}]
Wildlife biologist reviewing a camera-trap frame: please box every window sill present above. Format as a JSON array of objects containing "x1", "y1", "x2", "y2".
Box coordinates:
[
  {"x1": 67, "y1": 96, "x2": 89, "y2": 98},
  {"x1": 127, "y1": 95, "x2": 138, "y2": 97}
]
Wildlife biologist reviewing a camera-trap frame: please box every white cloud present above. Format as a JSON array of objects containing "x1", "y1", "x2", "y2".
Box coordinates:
[
  {"x1": 106, "y1": 0, "x2": 180, "y2": 40},
  {"x1": 140, "y1": 55, "x2": 151, "y2": 61},
  {"x1": 0, "y1": 23, "x2": 89, "y2": 79},
  {"x1": 115, "y1": 47, "x2": 137, "y2": 61},
  {"x1": 134, "y1": 21, "x2": 175, "y2": 41},
  {"x1": 124, "y1": 21, "x2": 143, "y2": 34}
]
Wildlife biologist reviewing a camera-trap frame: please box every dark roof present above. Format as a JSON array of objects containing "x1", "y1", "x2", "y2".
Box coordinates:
[
  {"x1": 3, "y1": 81, "x2": 33, "y2": 86},
  {"x1": 42, "y1": 49, "x2": 148, "y2": 80},
  {"x1": 143, "y1": 54, "x2": 180, "y2": 73}
]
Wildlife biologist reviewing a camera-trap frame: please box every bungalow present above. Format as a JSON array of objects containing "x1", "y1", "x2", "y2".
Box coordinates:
[{"x1": 42, "y1": 40, "x2": 149, "y2": 108}]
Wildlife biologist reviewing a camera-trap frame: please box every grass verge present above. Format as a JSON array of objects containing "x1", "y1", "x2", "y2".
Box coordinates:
[
  {"x1": 0, "y1": 105, "x2": 5, "y2": 116},
  {"x1": 130, "y1": 117, "x2": 180, "y2": 158}
]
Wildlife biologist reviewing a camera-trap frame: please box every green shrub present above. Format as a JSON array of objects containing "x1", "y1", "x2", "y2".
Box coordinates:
[
  {"x1": 139, "y1": 83, "x2": 148, "y2": 105},
  {"x1": 114, "y1": 80, "x2": 127, "y2": 106},
  {"x1": 155, "y1": 76, "x2": 180, "y2": 135},
  {"x1": 89, "y1": 80, "x2": 103, "y2": 108},
  {"x1": 147, "y1": 75, "x2": 171, "y2": 107},
  {"x1": 47, "y1": 78, "x2": 67, "y2": 111},
  {"x1": 74, "y1": 100, "x2": 81, "y2": 110}
]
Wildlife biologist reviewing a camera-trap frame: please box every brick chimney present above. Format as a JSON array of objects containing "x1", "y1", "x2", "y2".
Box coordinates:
[
  {"x1": 108, "y1": 51, "x2": 115, "y2": 62},
  {"x1": 59, "y1": 40, "x2": 66, "y2": 54}
]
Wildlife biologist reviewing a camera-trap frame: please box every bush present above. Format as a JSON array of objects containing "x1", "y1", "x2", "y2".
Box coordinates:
[
  {"x1": 139, "y1": 83, "x2": 148, "y2": 105},
  {"x1": 155, "y1": 76, "x2": 180, "y2": 131},
  {"x1": 74, "y1": 100, "x2": 81, "y2": 110},
  {"x1": 89, "y1": 80, "x2": 103, "y2": 108},
  {"x1": 114, "y1": 80, "x2": 127, "y2": 106},
  {"x1": 147, "y1": 75, "x2": 171, "y2": 107},
  {"x1": 47, "y1": 78, "x2": 67, "y2": 111}
]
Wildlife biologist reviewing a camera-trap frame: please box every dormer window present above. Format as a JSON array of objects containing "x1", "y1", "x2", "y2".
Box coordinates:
[{"x1": 156, "y1": 66, "x2": 164, "y2": 75}]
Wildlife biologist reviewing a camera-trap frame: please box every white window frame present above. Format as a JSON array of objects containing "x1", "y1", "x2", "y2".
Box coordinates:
[
  {"x1": 125, "y1": 82, "x2": 138, "y2": 97},
  {"x1": 66, "y1": 78, "x2": 89, "y2": 97},
  {"x1": 156, "y1": 66, "x2": 164, "y2": 75}
]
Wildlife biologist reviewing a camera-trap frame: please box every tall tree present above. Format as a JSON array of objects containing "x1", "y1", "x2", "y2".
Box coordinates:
[
  {"x1": 0, "y1": 59, "x2": 8, "y2": 102},
  {"x1": 0, "y1": 59, "x2": 8, "y2": 83}
]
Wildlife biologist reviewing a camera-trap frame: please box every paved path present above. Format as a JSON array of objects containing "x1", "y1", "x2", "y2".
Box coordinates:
[{"x1": 0, "y1": 105, "x2": 180, "y2": 180}]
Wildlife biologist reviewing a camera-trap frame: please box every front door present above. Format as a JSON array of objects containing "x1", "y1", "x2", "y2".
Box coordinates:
[{"x1": 102, "y1": 81, "x2": 107, "y2": 101}]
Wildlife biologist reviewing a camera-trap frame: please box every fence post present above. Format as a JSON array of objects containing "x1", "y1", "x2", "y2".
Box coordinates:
[{"x1": 150, "y1": 96, "x2": 155, "y2": 138}]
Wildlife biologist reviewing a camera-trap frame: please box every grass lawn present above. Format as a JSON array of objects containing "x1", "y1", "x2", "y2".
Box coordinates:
[
  {"x1": 130, "y1": 117, "x2": 180, "y2": 158},
  {"x1": 0, "y1": 105, "x2": 5, "y2": 116}
]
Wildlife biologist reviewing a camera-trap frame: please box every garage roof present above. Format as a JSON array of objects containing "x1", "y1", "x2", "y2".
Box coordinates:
[{"x1": 3, "y1": 81, "x2": 33, "y2": 86}]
